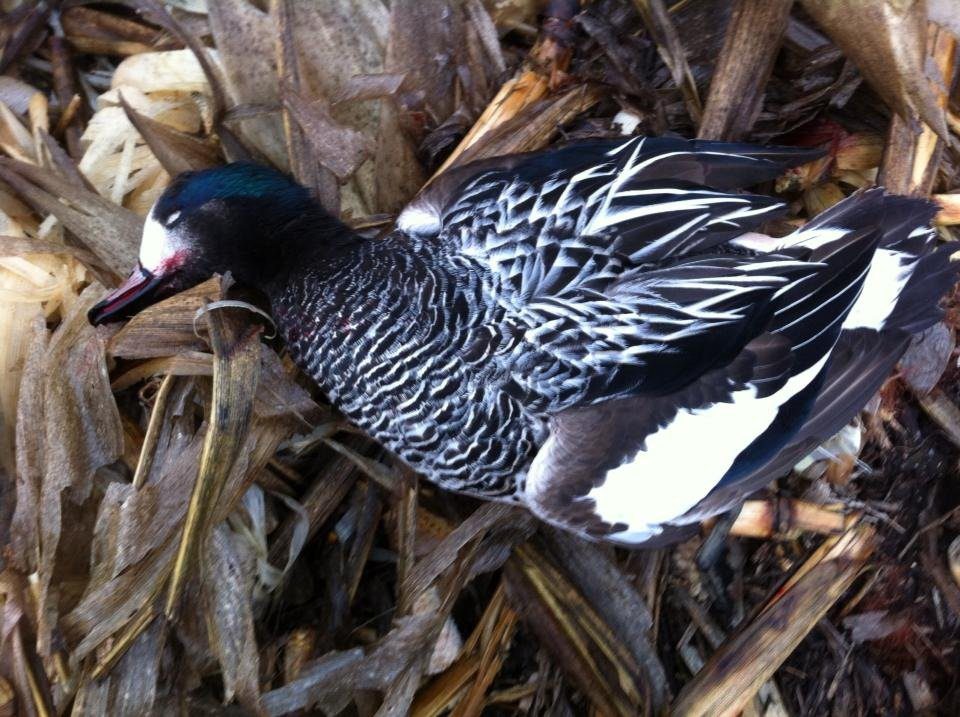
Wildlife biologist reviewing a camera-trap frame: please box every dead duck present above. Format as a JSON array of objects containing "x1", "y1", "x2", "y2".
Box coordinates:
[{"x1": 89, "y1": 136, "x2": 957, "y2": 546}]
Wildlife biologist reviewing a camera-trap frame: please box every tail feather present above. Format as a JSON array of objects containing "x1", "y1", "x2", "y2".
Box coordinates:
[
  {"x1": 774, "y1": 188, "x2": 956, "y2": 334},
  {"x1": 885, "y1": 242, "x2": 958, "y2": 333}
]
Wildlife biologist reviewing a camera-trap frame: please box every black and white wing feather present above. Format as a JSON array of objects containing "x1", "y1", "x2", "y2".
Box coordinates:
[
  {"x1": 399, "y1": 136, "x2": 823, "y2": 301},
  {"x1": 500, "y1": 255, "x2": 819, "y2": 410},
  {"x1": 522, "y1": 222, "x2": 885, "y2": 543}
]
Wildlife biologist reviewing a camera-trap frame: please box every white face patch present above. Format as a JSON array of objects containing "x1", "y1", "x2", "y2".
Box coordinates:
[{"x1": 139, "y1": 208, "x2": 185, "y2": 273}]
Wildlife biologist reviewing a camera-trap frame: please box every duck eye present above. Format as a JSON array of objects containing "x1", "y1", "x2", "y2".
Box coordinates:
[{"x1": 165, "y1": 210, "x2": 182, "y2": 227}]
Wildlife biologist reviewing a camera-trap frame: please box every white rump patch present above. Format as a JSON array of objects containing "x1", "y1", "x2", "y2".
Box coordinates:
[
  {"x1": 587, "y1": 355, "x2": 829, "y2": 543},
  {"x1": 612, "y1": 110, "x2": 642, "y2": 136},
  {"x1": 396, "y1": 204, "x2": 442, "y2": 235}
]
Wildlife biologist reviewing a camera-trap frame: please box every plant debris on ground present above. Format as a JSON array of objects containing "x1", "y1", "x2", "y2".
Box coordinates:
[{"x1": 0, "y1": 0, "x2": 959, "y2": 715}]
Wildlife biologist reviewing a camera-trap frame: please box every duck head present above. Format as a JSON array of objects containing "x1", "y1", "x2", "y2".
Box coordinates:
[{"x1": 89, "y1": 162, "x2": 343, "y2": 325}]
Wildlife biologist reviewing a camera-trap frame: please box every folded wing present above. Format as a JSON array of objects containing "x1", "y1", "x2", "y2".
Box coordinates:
[{"x1": 399, "y1": 137, "x2": 822, "y2": 302}]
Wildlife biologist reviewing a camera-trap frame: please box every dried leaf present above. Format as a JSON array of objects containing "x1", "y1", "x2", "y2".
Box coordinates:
[
  {"x1": 402, "y1": 503, "x2": 524, "y2": 604},
  {"x1": 0, "y1": 245, "x2": 86, "y2": 474},
  {"x1": 164, "y1": 306, "x2": 262, "y2": 618},
  {"x1": 289, "y1": 1, "x2": 391, "y2": 214},
  {"x1": 801, "y1": 0, "x2": 949, "y2": 141},
  {"x1": 900, "y1": 321, "x2": 954, "y2": 395},
  {"x1": 284, "y1": 93, "x2": 372, "y2": 180},
  {"x1": 374, "y1": 0, "x2": 474, "y2": 210},
  {"x1": 111, "y1": 47, "x2": 215, "y2": 97},
  {"x1": 0, "y1": 159, "x2": 140, "y2": 278},
  {"x1": 842, "y1": 610, "x2": 907, "y2": 644},
  {"x1": 207, "y1": 0, "x2": 287, "y2": 168},
  {"x1": 203, "y1": 525, "x2": 261, "y2": 709},
  {"x1": 119, "y1": 93, "x2": 221, "y2": 175},
  {"x1": 102, "y1": 618, "x2": 167, "y2": 717},
  {"x1": 8, "y1": 316, "x2": 47, "y2": 573},
  {"x1": 107, "y1": 276, "x2": 223, "y2": 359},
  {"x1": 332, "y1": 73, "x2": 407, "y2": 106},
  {"x1": 16, "y1": 286, "x2": 123, "y2": 652}
]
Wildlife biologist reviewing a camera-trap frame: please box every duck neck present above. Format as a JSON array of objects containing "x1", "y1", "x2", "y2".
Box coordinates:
[{"x1": 243, "y1": 205, "x2": 366, "y2": 297}]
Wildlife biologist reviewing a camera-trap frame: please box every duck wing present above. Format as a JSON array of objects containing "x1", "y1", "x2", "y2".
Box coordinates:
[
  {"x1": 521, "y1": 220, "x2": 883, "y2": 543},
  {"x1": 523, "y1": 190, "x2": 956, "y2": 546},
  {"x1": 398, "y1": 137, "x2": 822, "y2": 301},
  {"x1": 500, "y1": 255, "x2": 815, "y2": 410},
  {"x1": 540, "y1": 328, "x2": 911, "y2": 547}
]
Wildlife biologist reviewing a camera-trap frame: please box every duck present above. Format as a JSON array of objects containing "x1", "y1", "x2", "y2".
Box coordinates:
[{"x1": 89, "y1": 136, "x2": 958, "y2": 547}]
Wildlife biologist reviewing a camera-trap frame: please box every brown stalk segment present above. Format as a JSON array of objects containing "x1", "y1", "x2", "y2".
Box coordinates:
[
  {"x1": 395, "y1": 472, "x2": 420, "y2": 616},
  {"x1": 504, "y1": 543, "x2": 646, "y2": 717},
  {"x1": 672, "y1": 522, "x2": 876, "y2": 716},
  {"x1": 272, "y1": 0, "x2": 339, "y2": 213},
  {"x1": 432, "y1": 69, "x2": 548, "y2": 177},
  {"x1": 697, "y1": 0, "x2": 794, "y2": 141},
  {"x1": 915, "y1": 388, "x2": 960, "y2": 450},
  {"x1": 61, "y1": 6, "x2": 175, "y2": 57},
  {"x1": 163, "y1": 307, "x2": 262, "y2": 619},
  {"x1": 453, "y1": 84, "x2": 603, "y2": 166},
  {"x1": 412, "y1": 581, "x2": 517, "y2": 717},
  {"x1": 0, "y1": 234, "x2": 99, "y2": 269},
  {"x1": 431, "y1": 0, "x2": 579, "y2": 178},
  {"x1": 730, "y1": 499, "x2": 848, "y2": 539},
  {"x1": 51, "y1": 94, "x2": 82, "y2": 137},
  {"x1": 283, "y1": 627, "x2": 319, "y2": 683},
  {"x1": 131, "y1": 374, "x2": 177, "y2": 489},
  {"x1": 411, "y1": 658, "x2": 481, "y2": 717},
  {"x1": 448, "y1": 589, "x2": 517, "y2": 717},
  {"x1": 879, "y1": 23, "x2": 957, "y2": 196},
  {"x1": 934, "y1": 193, "x2": 960, "y2": 225},
  {"x1": 48, "y1": 36, "x2": 84, "y2": 159},
  {"x1": 633, "y1": 0, "x2": 702, "y2": 124}
]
